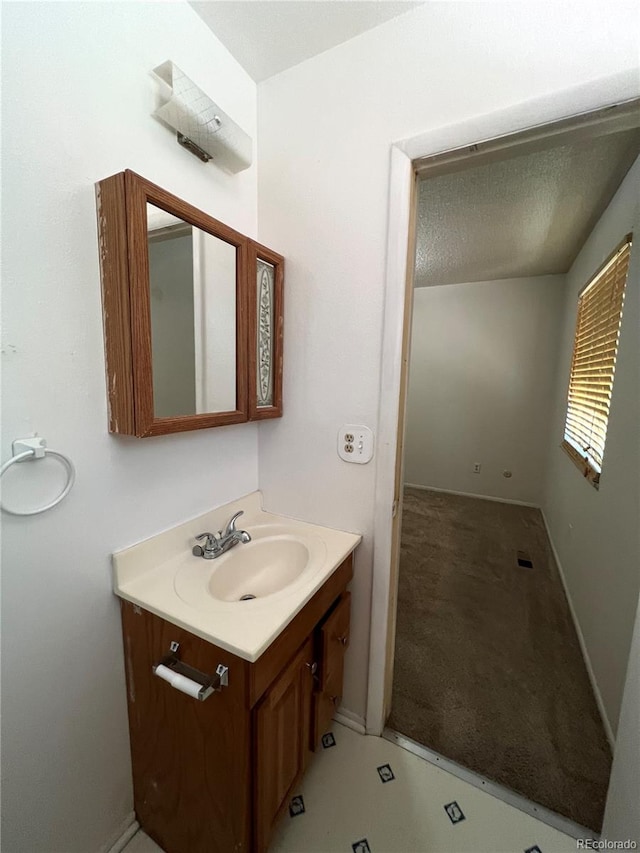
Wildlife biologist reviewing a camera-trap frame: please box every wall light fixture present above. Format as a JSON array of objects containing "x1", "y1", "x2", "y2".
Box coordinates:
[{"x1": 152, "y1": 60, "x2": 252, "y2": 173}]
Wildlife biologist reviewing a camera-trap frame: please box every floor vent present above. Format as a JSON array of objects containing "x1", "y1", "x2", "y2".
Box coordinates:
[{"x1": 517, "y1": 550, "x2": 534, "y2": 569}]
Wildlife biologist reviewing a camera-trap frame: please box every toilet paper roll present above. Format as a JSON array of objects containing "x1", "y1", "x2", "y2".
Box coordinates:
[
  {"x1": 155, "y1": 664, "x2": 176, "y2": 685},
  {"x1": 169, "y1": 672, "x2": 203, "y2": 699},
  {"x1": 154, "y1": 664, "x2": 203, "y2": 699}
]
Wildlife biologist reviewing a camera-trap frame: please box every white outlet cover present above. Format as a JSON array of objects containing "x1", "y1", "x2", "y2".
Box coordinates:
[{"x1": 338, "y1": 425, "x2": 374, "y2": 464}]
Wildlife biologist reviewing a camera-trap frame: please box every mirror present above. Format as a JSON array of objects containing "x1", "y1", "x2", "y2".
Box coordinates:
[
  {"x1": 146, "y1": 204, "x2": 237, "y2": 418},
  {"x1": 96, "y1": 170, "x2": 284, "y2": 437}
]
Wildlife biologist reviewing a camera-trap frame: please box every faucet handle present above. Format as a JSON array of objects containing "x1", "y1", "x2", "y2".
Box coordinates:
[
  {"x1": 196, "y1": 531, "x2": 216, "y2": 542},
  {"x1": 224, "y1": 511, "x2": 245, "y2": 536},
  {"x1": 195, "y1": 532, "x2": 221, "y2": 549}
]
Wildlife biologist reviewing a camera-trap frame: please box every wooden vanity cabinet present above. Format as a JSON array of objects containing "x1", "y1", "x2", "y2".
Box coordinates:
[{"x1": 120, "y1": 554, "x2": 353, "y2": 853}]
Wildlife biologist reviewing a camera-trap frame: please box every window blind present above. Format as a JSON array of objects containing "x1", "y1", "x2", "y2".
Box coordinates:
[{"x1": 562, "y1": 234, "x2": 633, "y2": 486}]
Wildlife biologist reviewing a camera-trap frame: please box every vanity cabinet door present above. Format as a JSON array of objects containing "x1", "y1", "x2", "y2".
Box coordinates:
[
  {"x1": 120, "y1": 602, "x2": 252, "y2": 853},
  {"x1": 312, "y1": 592, "x2": 351, "y2": 749},
  {"x1": 97, "y1": 170, "x2": 251, "y2": 437},
  {"x1": 253, "y1": 637, "x2": 314, "y2": 852}
]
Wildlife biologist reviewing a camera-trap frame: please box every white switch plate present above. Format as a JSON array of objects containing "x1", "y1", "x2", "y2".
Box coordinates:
[{"x1": 338, "y1": 425, "x2": 374, "y2": 464}]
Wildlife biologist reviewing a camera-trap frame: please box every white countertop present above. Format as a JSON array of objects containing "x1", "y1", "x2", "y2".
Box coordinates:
[{"x1": 112, "y1": 491, "x2": 361, "y2": 662}]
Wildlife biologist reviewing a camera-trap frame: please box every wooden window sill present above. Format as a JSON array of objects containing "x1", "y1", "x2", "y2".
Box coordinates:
[{"x1": 561, "y1": 440, "x2": 600, "y2": 490}]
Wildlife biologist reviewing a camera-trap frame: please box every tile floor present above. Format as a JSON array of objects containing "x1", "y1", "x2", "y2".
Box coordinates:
[{"x1": 124, "y1": 723, "x2": 578, "y2": 853}]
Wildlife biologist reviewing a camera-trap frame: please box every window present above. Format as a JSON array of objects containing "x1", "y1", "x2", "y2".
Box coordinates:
[{"x1": 562, "y1": 234, "x2": 633, "y2": 488}]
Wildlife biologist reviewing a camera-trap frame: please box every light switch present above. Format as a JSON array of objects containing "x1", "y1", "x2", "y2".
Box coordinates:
[{"x1": 338, "y1": 425, "x2": 374, "y2": 464}]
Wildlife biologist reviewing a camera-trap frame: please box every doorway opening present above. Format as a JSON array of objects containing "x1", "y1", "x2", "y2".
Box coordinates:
[{"x1": 376, "y1": 96, "x2": 640, "y2": 837}]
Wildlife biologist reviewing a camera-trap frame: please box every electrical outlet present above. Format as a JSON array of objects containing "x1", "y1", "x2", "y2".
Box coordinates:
[
  {"x1": 338, "y1": 425, "x2": 374, "y2": 464},
  {"x1": 473, "y1": 463, "x2": 481, "y2": 473}
]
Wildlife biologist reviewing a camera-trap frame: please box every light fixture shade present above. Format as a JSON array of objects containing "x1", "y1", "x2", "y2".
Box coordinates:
[{"x1": 152, "y1": 60, "x2": 252, "y2": 173}]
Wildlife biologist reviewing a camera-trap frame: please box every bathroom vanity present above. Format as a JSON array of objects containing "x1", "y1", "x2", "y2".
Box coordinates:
[{"x1": 113, "y1": 493, "x2": 360, "y2": 853}]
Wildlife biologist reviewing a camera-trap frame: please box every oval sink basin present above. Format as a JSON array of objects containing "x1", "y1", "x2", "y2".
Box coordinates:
[
  {"x1": 173, "y1": 525, "x2": 327, "y2": 610},
  {"x1": 209, "y1": 538, "x2": 309, "y2": 601}
]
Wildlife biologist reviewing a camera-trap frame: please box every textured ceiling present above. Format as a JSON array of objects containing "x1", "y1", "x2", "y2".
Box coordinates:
[
  {"x1": 415, "y1": 130, "x2": 640, "y2": 287},
  {"x1": 190, "y1": 1, "x2": 424, "y2": 82}
]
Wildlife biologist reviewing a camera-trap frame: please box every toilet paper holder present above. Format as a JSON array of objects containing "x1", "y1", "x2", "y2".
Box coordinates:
[{"x1": 153, "y1": 641, "x2": 229, "y2": 701}]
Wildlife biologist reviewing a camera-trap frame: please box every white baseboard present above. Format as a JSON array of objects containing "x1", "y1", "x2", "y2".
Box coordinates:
[
  {"x1": 404, "y1": 483, "x2": 540, "y2": 508},
  {"x1": 101, "y1": 812, "x2": 138, "y2": 853},
  {"x1": 334, "y1": 707, "x2": 366, "y2": 735},
  {"x1": 540, "y1": 510, "x2": 615, "y2": 748}
]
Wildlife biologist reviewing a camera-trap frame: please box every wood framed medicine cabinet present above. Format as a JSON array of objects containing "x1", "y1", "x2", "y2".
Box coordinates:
[{"x1": 96, "y1": 170, "x2": 284, "y2": 437}]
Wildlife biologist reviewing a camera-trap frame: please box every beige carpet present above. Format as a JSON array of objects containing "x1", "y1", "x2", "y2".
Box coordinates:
[{"x1": 388, "y1": 487, "x2": 612, "y2": 832}]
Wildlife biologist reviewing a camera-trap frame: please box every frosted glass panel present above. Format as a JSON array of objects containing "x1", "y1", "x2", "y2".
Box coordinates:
[{"x1": 256, "y1": 259, "x2": 275, "y2": 408}]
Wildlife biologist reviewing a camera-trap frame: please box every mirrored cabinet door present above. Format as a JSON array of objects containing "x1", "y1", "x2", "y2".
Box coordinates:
[{"x1": 97, "y1": 170, "x2": 249, "y2": 437}]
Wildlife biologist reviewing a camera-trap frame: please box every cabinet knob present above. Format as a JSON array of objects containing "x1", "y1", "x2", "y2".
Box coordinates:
[
  {"x1": 305, "y1": 661, "x2": 318, "y2": 675},
  {"x1": 330, "y1": 695, "x2": 340, "y2": 706},
  {"x1": 338, "y1": 635, "x2": 348, "y2": 646}
]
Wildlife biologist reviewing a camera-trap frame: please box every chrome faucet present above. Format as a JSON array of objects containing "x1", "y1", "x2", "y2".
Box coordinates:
[{"x1": 192, "y1": 510, "x2": 251, "y2": 560}]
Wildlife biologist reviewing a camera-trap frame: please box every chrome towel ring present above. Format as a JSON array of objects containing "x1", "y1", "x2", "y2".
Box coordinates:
[{"x1": 1, "y1": 437, "x2": 75, "y2": 516}]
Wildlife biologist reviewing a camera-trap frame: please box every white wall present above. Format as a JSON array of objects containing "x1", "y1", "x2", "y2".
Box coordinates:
[
  {"x1": 256, "y1": 1, "x2": 640, "y2": 723},
  {"x1": 602, "y1": 597, "x2": 640, "y2": 844},
  {"x1": 404, "y1": 276, "x2": 565, "y2": 504},
  {"x1": 1, "y1": 4, "x2": 257, "y2": 852},
  {"x1": 543, "y1": 156, "x2": 640, "y2": 737}
]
